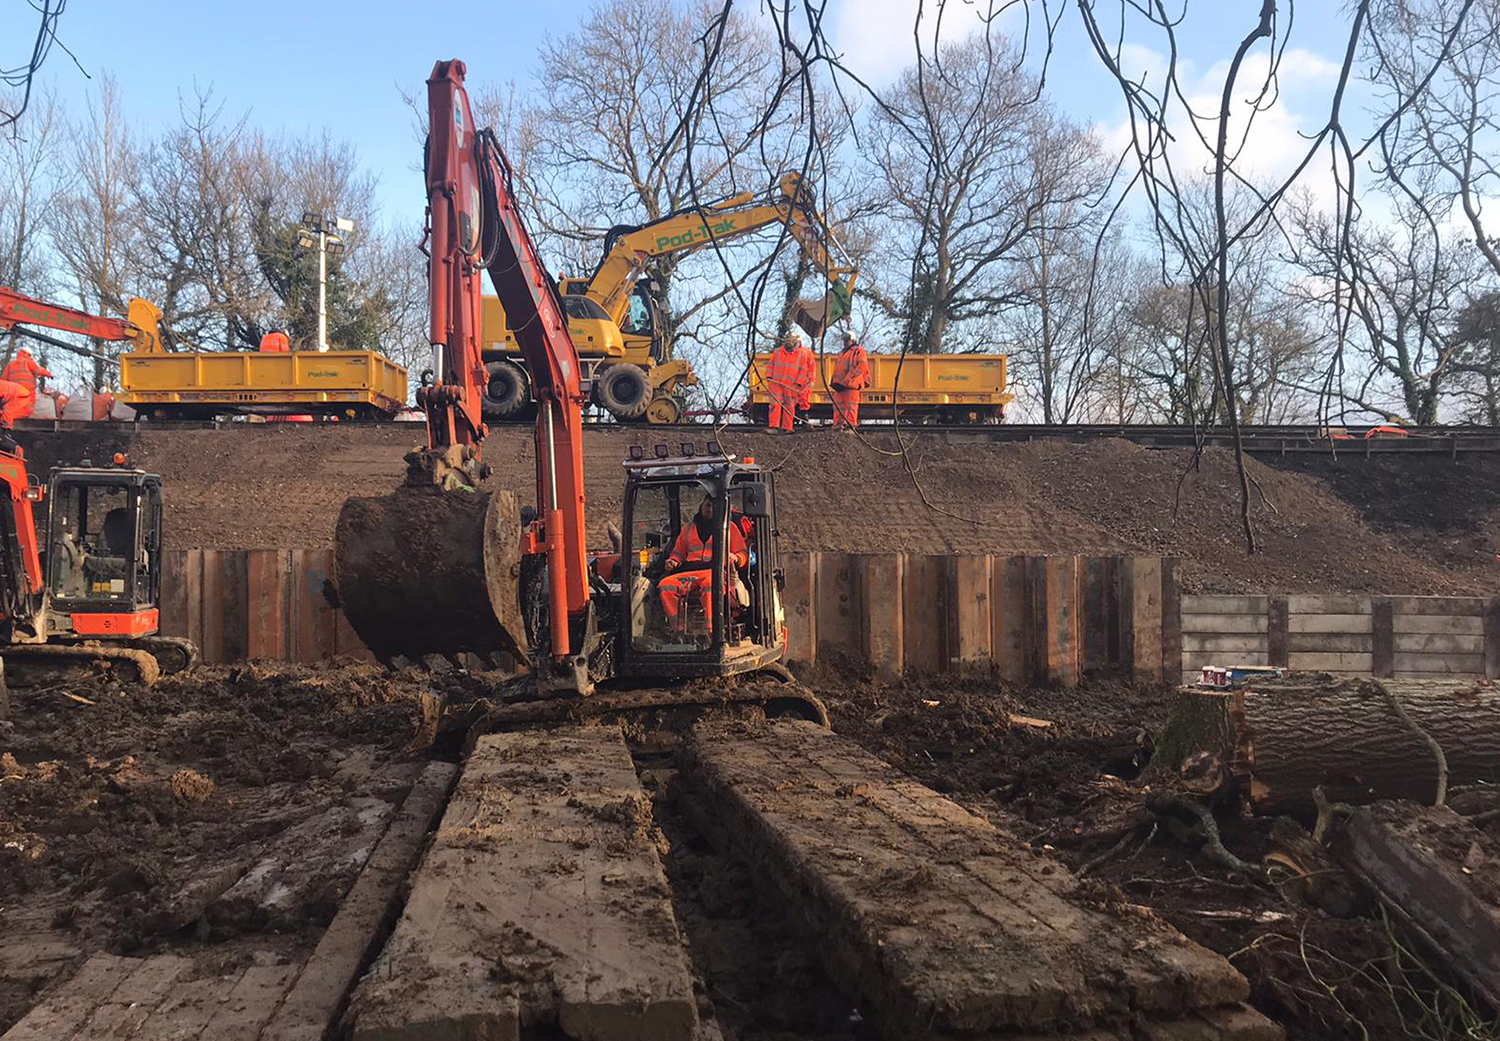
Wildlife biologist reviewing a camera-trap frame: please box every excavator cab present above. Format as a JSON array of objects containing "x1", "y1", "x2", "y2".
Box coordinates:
[
  {"x1": 615, "y1": 445, "x2": 784, "y2": 679},
  {"x1": 43, "y1": 463, "x2": 164, "y2": 639}
]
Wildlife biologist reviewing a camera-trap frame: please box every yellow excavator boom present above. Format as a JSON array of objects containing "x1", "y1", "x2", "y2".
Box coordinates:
[{"x1": 581, "y1": 172, "x2": 858, "y2": 328}]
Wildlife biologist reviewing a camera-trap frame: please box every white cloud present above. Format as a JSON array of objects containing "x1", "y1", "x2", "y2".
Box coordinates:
[
  {"x1": 1101, "y1": 43, "x2": 1346, "y2": 211},
  {"x1": 1115, "y1": 43, "x2": 1175, "y2": 91},
  {"x1": 828, "y1": 0, "x2": 1007, "y2": 85}
]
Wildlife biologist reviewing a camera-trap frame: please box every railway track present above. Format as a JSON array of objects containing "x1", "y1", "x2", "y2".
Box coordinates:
[{"x1": 25, "y1": 416, "x2": 1498, "y2": 455}]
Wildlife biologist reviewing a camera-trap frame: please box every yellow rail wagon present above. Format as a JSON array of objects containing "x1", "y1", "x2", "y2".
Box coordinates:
[
  {"x1": 748, "y1": 351, "x2": 1012, "y2": 425},
  {"x1": 121, "y1": 348, "x2": 408, "y2": 421}
]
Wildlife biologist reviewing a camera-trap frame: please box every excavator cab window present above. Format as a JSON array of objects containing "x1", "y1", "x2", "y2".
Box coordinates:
[
  {"x1": 560, "y1": 295, "x2": 611, "y2": 322},
  {"x1": 621, "y1": 288, "x2": 654, "y2": 338},
  {"x1": 49, "y1": 481, "x2": 129, "y2": 602},
  {"x1": 46, "y1": 474, "x2": 154, "y2": 608},
  {"x1": 624, "y1": 476, "x2": 740, "y2": 653}
]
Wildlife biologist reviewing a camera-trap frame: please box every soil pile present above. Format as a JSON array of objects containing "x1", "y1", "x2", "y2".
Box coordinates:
[{"x1": 24, "y1": 424, "x2": 1495, "y2": 594}]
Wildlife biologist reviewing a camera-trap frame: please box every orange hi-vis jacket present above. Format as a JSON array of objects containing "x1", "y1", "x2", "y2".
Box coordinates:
[
  {"x1": 766, "y1": 342, "x2": 815, "y2": 405},
  {"x1": 0, "y1": 380, "x2": 30, "y2": 429},
  {"x1": 3, "y1": 351, "x2": 51, "y2": 392},
  {"x1": 667, "y1": 519, "x2": 749, "y2": 571},
  {"x1": 832, "y1": 343, "x2": 870, "y2": 390}
]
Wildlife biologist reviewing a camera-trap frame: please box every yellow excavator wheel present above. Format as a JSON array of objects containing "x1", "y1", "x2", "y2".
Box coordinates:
[{"x1": 645, "y1": 395, "x2": 681, "y2": 425}]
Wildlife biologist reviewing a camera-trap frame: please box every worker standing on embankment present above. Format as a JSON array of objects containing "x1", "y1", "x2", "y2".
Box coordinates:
[
  {"x1": 2, "y1": 348, "x2": 52, "y2": 422},
  {"x1": 830, "y1": 329, "x2": 870, "y2": 430},
  {"x1": 765, "y1": 330, "x2": 814, "y2": 432},
  {"x1": 0, "y1": 379, "x2": 33, "y2": 450}
]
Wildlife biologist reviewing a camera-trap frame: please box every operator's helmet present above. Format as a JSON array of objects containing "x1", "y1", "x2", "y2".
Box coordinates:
[
  {"x1": 841, "y1": 329, "x2": 856, "y2": 345},
  {"x1": 786, "y1": 330, "x2": 804, "y2": 347}
]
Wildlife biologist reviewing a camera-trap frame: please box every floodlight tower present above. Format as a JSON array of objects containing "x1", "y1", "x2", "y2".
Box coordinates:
[{"x1": 296, "y1": 213, "x2": 355, "y2": 352}]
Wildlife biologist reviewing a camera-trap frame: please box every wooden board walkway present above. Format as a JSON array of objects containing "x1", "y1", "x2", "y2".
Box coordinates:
[
  {"x1": 1, "y1": 762, "x2": 457, "y2": 1041},
  {"x1": 345, "y1": 726, "x2": 700, "y2": 1041},
  {"x1": 681, "y1": 721, "x2": 1281, "y2": 1040},
  {"x1": 0, "y1": 954, "x2": 299, "y2": 1041}
]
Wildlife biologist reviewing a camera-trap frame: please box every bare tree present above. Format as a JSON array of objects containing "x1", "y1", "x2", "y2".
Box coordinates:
[
  {"x1": 1289, "y1": 190, "x2": 1480, "y2": 424},
  {"x1": 866, "y1": 33, "x2": 1070, "y2": 352},
  {"x1": 48, "y1": 77, "x2": 139, "y2": 389},
  {"x1": 1000, "y1": 113, "x2": 1116, "y2": 421},
  {"x1": 129, "y1": 90, "x2": 274, "y2": 348},
  {"x1": 1367, "y1": 0, "x2": 1500, "y2": 280},
  {"x1": 508, "y1": 0, "x2": 792, "y2": 351},
  {"x1": 0, "y1": 86, "x2": 60, "y2": 296}
]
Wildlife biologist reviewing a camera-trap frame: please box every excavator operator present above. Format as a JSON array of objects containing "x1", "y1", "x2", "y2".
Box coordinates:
[{"x1": 658, "y1": 495, "x2": 748, "y2": 628}]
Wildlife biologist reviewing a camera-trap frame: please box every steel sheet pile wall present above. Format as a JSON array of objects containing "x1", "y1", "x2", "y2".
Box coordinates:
[
  {"x1": 160, "y1": 549, "x2": 373, "y2": 664},
  {"x1": 160, "y1": 548, "x2": 1181, "y2": 683},
  {"x1": 1181, "y1": 594, "x2": 1500, "y2": 682},
  {"x1": 781, "y1": 553, "x2": 1182, "y2": 685}
]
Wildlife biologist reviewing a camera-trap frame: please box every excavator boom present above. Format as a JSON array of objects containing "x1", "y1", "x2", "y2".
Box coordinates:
[
  {"x1": 583, "y1": 173, "x2": 858, "y2": 329},
  {"x1": 0, "y1": 290, "x2": 164, "y2": 355},
  {"x1": 336, "y1": 60, "x2": 594, "y2": 683}
]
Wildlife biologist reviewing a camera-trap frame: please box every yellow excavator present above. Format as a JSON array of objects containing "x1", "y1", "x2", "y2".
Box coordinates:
[{"x1": 478, "y1": 172, "x2": 858, "y2": 424}]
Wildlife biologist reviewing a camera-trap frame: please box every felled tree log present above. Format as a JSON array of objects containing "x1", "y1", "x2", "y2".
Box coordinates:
[
  {"x1": 1337, "y1": 801, "x2": 1500, "y2": 1010},
  {"x1": 1156, "y1": 677, "x2": 1500, "y2": 817}
]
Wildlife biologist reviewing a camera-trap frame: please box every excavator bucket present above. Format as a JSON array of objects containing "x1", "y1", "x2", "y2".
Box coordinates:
[
  {"x1": 792, "y1": 278, "x2": 853, "y2": 338},
  {"x1": 333, "y1": 485, "x2": 528, "y2": 663}
]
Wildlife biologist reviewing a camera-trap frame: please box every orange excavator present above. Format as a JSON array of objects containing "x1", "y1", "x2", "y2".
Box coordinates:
[
  {"x1": 333, "y1": 60, "x2": 822, "y2": 724},
  {"x1": 0, "y1": 290, "x2": 196, "y2": 693}
]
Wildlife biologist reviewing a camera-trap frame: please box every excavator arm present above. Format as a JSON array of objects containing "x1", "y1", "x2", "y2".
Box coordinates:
[
  {"x1": 343, "y1": 60, "x2": 592, "y2": 676},
  {"x1": 0, "y1": 290, "x2": 164, "y2": 356},
  {"x1": 583, "y1": 173, "x2": 859, "y2": 330},
  {"x1": 427, "y1": 60, "x2": 591, "y2": 660}
]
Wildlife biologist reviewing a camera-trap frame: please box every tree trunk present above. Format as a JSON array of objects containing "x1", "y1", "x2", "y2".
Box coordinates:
[
  {"x1": 1337, "y1": 801, "x2": 1500, "y2": 1010},
  {"x1": 1157, "y1": 678, "x2": 1500, "y2": 817}
]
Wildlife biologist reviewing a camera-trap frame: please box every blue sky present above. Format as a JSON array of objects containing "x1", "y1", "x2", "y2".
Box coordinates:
[{"x1": 5, "y1": 0, "x2": 1361, "y2": 232}]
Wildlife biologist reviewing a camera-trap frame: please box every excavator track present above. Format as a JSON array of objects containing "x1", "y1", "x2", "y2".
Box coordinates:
[
  {"x1": 3, "y1": 642, "x2": 161, "y2": 687},
  {"x1": 122, "y1": 635, "x2": 200, "y2": 675},
  {"x1": 451, "y1": 673, "x2": 829, "y2": 745}
]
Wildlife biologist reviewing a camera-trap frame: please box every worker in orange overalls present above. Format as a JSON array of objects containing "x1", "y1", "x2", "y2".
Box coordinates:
[
  {"x1": 830, "y1": 329, "x2": 871, "y2": 430},
  {"x1": 1, "y1": 348, "x2": 52, "y2": 422},
  {"x1": 764, "y1": 330, "x2": 814, "y2": 432},
  {"x1": 0, "y1": 379, "x2": 33, "y2": 451},
  {"x1": 658, "y1": 496, "x2": 748, "y2": 628}
]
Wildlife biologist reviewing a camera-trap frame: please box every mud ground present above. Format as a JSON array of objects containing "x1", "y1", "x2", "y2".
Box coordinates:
[
  {"x1": 0, "y1": 662, "x2": 440, "y2": 1030},
  {"x1": 816, "y1": 666, "x2": 1498, "y2": 1041},
  {"x1": 20, "y1": 424, "x2": 1500, "y2": 594},
  {"x1": 3, "y1": 660, "x2": 1492, "y2": 1040}
]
